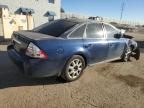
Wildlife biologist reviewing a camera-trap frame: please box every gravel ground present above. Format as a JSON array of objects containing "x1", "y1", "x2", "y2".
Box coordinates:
[{"x1": 0, "y1": 32, "x2": 144, "y2": 108}]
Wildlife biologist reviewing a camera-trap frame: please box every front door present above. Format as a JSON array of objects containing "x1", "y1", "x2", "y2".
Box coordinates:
[
  {"x1": 107, "y1": 38, "x2": 125, "y2": 59},
  {"x1": 104, "y1": 24, "x2": 125, "y2": 60},
  {"x1": 83, "y1": 23, "x2": 109, "y2": 64}
]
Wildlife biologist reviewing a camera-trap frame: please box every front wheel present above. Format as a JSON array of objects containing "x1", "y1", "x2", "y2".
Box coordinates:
[
  {"x1": 61, "y1": 55, "x2": 86, "y2": 82},
  {"x1": 122, "y1": 46, "x2": 132, "y2": 62}
]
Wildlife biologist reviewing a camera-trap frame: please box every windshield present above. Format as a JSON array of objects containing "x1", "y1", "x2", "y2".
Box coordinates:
[{"x1": 33, "y1": 20, "x2": 78, "y2": 37}]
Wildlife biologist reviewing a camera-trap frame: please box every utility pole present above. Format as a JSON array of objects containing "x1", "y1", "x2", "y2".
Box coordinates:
[{"x1": 120, "y1": 1, "x2": 126, "y2": 21}]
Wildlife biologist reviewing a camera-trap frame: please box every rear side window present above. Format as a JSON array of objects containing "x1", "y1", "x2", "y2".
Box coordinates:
[
  {"x1": 104, "y1": 24, "x2": 119, "y2": 38},
  {"x1": 86, "y1": 23, "x2": 104, "y2": 38},
  {"x1": 33, "y1": 20, "x2": 77, "y2": 37},
  {"x1": 69, "y1": 25, "x2": 86, "y2": 38}
]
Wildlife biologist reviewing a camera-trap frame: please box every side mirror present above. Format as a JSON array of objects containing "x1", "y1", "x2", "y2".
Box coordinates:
[
  {"x1": 120, "y1": 29, "x2": 125, "y2": 38},
  {"x1": 120, "y1": 29, "x2": 126, "y2": 34},
  {"x1": 114, "y1": 33, "x2": 121, "y2": 39}
]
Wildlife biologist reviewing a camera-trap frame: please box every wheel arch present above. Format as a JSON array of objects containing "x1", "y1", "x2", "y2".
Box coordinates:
[
  {"x1": 57, "y1": 52, "x2": 88, "y2": 77},
  {"x1": 76, "y1": 53, "x2": 88, "y2": 67}
]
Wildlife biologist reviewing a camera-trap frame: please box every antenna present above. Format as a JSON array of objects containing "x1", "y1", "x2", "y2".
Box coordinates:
[{"x1": 120, "y1": 0, "x2": 126, "y2": 21}]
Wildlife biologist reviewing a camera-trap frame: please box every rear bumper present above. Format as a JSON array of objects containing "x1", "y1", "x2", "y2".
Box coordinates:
[
  {"x1": 7, "y1": 45, "x2": 25, "y2": 70},
  {"x1": 7, "y1": 45, "x2": 61, "y2": 78}
]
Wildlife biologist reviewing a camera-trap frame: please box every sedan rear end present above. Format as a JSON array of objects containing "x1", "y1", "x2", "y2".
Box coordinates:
[
  {"x1": 7, "y1": 19, "x2": 79, "y2": 78},
  {"x1": 8, "y1": 31, "x2": 58, "y2": 77}
]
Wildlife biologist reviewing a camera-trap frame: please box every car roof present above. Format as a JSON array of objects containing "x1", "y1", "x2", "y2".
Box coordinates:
[
  {"x1": 63, "y1": 18, "x2": 120, "y2": 31},
  {"x1": 61, "y1": 18, "x2": 101, "y2": 24}
]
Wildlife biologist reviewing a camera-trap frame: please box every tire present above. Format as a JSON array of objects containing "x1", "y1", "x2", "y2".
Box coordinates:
[
  {"x1": 61, "y1": 55, "x2": 86, "y2": 82},
  {"x1": 122, "y1": 46, "x2": 132, "y2": 62},
  {"x1": 133, "y1": 48, "x2": 140, "y2": 60}
]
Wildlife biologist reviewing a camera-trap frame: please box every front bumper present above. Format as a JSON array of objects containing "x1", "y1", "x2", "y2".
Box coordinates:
[{"x1": 7, "y1": 45, "x2": 60, "y2": 78}]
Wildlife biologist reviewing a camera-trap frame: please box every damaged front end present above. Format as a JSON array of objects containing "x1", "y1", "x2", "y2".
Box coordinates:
[
  {"x1": 131, "y1": 47, "x2": 140, "y2": 60},
  {"x1": 128, "y1": 39, "x2": 140, "y2": 60}
]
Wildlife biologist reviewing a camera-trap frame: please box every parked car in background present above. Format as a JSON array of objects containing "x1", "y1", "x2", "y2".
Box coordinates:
[
  {"x1": 7, "y1": 19, "x2": 140, "y2": 82},
  {"x1": 110, "y1": 22, "x2": 138, "y2": 32}
]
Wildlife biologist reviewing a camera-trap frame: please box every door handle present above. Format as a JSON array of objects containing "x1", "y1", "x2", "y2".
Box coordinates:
[
  {"x1": 109, "y1": 43, "x2": 115, "y2": 47},
  {"x1": 84, "y1": 44, "x2": 92, "y2": 48}
]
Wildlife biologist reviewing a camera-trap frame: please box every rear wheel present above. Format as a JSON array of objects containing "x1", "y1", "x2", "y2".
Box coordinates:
[{"x1": 61, "y1": 55, "x2": 85, "y2": 82}]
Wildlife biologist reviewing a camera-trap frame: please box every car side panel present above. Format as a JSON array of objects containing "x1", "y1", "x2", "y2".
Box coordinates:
[
  {"x1": 35, "y1": 39, "x2": 89, "y2": 76},
  {"x1": 83, "y1": 39, "x2": 109, "y2": 64},
  {"x1": 107, "y1": 38, "x2": 126, "y2": 59}
]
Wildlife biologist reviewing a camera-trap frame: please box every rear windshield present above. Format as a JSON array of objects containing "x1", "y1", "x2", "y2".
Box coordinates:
[{"x1": 33, "y1": 20, "x2": 78, "y2": 37}]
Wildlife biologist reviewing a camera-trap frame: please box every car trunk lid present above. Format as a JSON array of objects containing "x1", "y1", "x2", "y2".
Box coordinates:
[{"x1": 12, "y1": 31, "x2": 57, "y2": 53}]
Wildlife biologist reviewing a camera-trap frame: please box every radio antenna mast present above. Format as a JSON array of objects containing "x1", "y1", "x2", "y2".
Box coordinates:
[{"x1": 120, "y1": 1, "x2": 126, "y2": 21}]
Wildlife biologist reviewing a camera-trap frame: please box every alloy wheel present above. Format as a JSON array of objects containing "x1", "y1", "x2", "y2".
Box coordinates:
[{"x1": 67, "y1": 59, "x2": 83, "y2": 79}]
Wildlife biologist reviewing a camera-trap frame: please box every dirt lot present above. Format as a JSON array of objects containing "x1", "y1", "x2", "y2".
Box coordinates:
[{"x1": 0, "y1": 32, "x2": 144, "y2": 108}]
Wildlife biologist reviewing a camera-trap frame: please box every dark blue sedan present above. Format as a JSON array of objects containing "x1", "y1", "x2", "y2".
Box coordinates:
[{"x1": 7, "y1": 19, "x2": 140, "y2": 81}]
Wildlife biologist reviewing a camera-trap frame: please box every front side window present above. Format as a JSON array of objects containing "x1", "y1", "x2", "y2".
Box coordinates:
[
  {"x1": 69, "y1": 25, "x2": 86, "y2": 38},
  {"x1": 49, "y1": 0, "x2": 55, "y2": 4},
  {"x1": 104, "y1": 24, "x2": 119, "y2": 38},
  {"x1": 86, "y1": 23, "x2": 104, "y2": 39}
]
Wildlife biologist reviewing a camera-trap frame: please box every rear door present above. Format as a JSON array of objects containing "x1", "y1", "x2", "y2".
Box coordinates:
[
  {"x1": 83, "y1": 23, "x2": 109, "y2": 64},
  {"x1": 104, "y1": 24, "x2": 125, "y2": 60}
]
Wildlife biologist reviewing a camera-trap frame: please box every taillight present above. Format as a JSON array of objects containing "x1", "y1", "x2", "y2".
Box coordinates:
[{"x1": 26, "y1": 42, "x2": 48, "y2": 60}]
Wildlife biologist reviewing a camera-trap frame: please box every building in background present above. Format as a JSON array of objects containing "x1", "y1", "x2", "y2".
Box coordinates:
[
  {"x1": 0, "y1": 5, "x2": 35, "y2": 40},
  {"x1": 0, "y1": 0, "x2": 61, "y2": 27}
]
